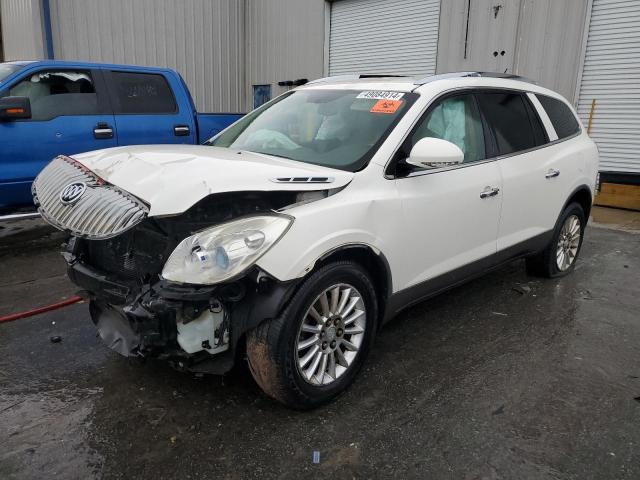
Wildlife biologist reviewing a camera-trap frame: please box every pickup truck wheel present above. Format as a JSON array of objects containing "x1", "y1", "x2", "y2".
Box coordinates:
[
  {"x1": 246, "y1": 261, "x2": 378, "y2": 409},
  {"x1": 526, "y1": 202, "x2": 586, "y2": 278}
]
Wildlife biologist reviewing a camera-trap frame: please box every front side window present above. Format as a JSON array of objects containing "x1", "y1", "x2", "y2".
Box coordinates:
[
  {"x1": 476, "y1": 92, "x2": 541, "y2": 155},
  {"x1": 109, "y1": 71, "x2": 177, "y2": 114},
  {"x1": 209, "y1": 89, "x2": 417, "y2": 172},
  {"x1": 6, "y1": 70, "x2": 98, "y2": 121},
  {"x1": 536, "y1": 94, "x2": 580, "y2": 139},
  {"x1": 409, "y1": 94, "x2": 486, "y2": 163}
]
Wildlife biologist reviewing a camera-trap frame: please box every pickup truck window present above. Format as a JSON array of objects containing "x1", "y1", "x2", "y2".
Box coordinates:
[
  {"x1": 6, "y1": 69, "x2": 99, "y2": 121},
  {"x1": 0, "y1": 64, "x2": 24, "y2": 83},
  {"x1": 209, "y1": 89, "x2": 417, "y2": 172},
  {"x1": 109, "y1": 71, "x2": 177, "y2": 114}
]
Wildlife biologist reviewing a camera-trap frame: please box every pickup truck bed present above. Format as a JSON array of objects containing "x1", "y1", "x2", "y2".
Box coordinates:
[{"x1": 196, "y1": 113, "x2": 243, "y2": 143}]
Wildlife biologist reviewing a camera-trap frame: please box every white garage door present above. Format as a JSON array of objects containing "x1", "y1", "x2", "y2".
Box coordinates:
[
  {"x1": 577, "y1": 0, "x2": 640, "y2": 174},
  {"x1": 329, "y1": 0, "x2": 441, "y2": 76}
]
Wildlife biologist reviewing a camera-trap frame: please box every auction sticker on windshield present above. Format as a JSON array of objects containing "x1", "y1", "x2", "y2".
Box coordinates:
[
  {"x1": 370, "y1": 99, "x2": 403, "y2": 114},
  {"x1": 357, "y1": 91, "x2": 405, "y2": 101}
]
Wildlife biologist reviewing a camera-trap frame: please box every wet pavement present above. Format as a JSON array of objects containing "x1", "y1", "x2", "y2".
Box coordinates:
[{"x1": 1, "y1": 218, "x2": 639, "y2": 479}]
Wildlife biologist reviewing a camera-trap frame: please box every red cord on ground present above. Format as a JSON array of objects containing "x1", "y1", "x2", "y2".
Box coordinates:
[{"x1": 0, "y1": 296, "x2": 83, "y2": 324}]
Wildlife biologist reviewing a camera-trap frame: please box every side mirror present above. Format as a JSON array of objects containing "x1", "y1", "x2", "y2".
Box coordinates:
[
  {"x1": 406, "y1": 137, "x2": 464, "y2": 169},
  {"x1": 0, "y1": 96, "x2": 32, "y2": 121}
]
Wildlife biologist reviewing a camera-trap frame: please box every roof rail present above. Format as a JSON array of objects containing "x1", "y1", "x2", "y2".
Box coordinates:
[
  {"x1": 474, "y1": 72, "x2": 537, "y2": 83},
  {"x1": 307, "y1": 74, "x2": 408, "y2": 85},
  {"x1": 414, "y1": 71, "x2": 537, "y2": 86}
]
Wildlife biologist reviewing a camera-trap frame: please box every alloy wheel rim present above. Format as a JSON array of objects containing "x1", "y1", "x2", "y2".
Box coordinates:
[
  {"x1": 295, "y1": 283, "x2": 367, "y2": 386},
  {"x1": 556, "y1": 214, "x2": 581, "y2": 271}
]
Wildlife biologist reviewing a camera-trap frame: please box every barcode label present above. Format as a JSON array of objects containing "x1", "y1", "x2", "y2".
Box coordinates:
[{"x1": 357, "y1": 91, "x2": 405, "y2": 101}]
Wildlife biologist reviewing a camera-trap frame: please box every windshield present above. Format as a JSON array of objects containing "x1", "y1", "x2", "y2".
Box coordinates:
[
  {"x1": 0, "y1": 64, "x2": 25, "y2": 83},
  {"x1": 208, "y1": 89, "x2": 417, "y2": 172}
]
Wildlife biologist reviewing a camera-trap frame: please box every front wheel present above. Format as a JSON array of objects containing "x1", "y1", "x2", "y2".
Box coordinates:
[
  {"x1": 526, "y1": 202, "x2": 586, "y2": 278},
  {"x1": 246, "y1": 261, "x2": 378, "y2": 409}
]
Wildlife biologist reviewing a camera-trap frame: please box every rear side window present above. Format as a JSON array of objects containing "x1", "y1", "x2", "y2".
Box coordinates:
[
  {"x1": 536, "y1": 94, "x2": 580, "y2": 139},
  {"x1": 109, "y1": 71, "x2": 177, "y2": 114},
  {"x1": 476, "y1": 92, "x2": 542, "y2": 156},
  {"x1": 6, "y1": 70, "x2": 99, "y2": 121}
]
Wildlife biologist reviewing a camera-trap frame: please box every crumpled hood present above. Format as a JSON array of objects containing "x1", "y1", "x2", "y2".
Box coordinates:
[{"x1": 72, "y1": 145, "x2": 354, "y2": 216}]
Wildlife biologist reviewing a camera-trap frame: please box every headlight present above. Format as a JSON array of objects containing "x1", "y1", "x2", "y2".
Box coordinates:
[{"x1": 161, "y1": 215, "x2": 292, "y2": 284}]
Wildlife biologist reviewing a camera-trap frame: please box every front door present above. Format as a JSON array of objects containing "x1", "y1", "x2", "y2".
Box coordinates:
[
  {"x1": 394, "y1": 93, "x2": 502, "y2": 292},
  {"x1": 0, "y1": 68, "x2": 116, "y2": 209}
]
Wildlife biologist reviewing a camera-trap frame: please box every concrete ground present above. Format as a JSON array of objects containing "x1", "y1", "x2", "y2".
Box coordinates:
[{"x1": 1, "y1": 208, "x2": 639, "y2": 479}]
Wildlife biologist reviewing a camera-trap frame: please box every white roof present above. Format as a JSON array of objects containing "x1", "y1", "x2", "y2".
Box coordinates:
[{"x1": 300, "y1": 72, "x2": 567, "y2": 101}]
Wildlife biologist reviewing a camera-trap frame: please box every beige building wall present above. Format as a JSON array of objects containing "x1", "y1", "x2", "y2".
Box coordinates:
[
  {"x1": 48, "y1": 0, "x2": 246, "y2": 112},
  {"x1": 436, "y1": 0, "x2": 589, "y2": 102},
  {"x1": 0, "y1": 0, "x2": 45, "y2": 60},
  {"x1": 245, "y1": 0, "x2": 326, "y2": 106}
]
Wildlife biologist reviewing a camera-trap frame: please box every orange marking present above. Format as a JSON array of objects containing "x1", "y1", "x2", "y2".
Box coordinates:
[{"x1": 370, "y1": 99, "x2": 403, "y2": 114}]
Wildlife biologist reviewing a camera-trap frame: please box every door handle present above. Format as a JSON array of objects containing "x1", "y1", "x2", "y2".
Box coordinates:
[
  {"x1": 545, "y1": 169, "x2": 560, "y2": 179},
  {"x1": 94, "y1": 122, "x2": 114, "y2": 140},
  {"x1": 480, "y1": 186, "x2": 500, "y2": 199},
  {"x1": 174, "y1": 125, "x2": 190, "y2": 137}
]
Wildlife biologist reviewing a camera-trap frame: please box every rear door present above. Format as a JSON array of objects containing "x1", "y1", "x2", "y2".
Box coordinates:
[
  {"x1": 0, "y1": 67, "x2": 116, "y2": 209},
  {"x1": 104, "y1": 69, "x2": 196, "y2": 145},
  {"x1": 477, "y1": 90, "x2": 566, "y2": 252}
]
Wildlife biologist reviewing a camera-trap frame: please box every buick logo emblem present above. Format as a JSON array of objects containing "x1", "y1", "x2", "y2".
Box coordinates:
[{"x1": 59, "y1": 182, "x2": 87, "y2": 204}]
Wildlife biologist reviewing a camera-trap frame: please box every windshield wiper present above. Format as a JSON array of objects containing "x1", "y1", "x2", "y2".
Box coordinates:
[{"x1": 252, "y1": 151, "x2": 295, "y2": 161}]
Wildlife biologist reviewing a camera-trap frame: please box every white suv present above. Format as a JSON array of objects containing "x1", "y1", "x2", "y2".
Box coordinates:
[{"x1": 33, "y1": 72, "x2": 599, "y2": 409}]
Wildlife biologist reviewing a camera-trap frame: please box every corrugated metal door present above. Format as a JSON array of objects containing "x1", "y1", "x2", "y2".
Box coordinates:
[
  {"x1": 329, "y1": 0, "x2": 441, "y2": 76},
  {"x1": 577, "y1": 0, "x2": 640, "y2": 174}
]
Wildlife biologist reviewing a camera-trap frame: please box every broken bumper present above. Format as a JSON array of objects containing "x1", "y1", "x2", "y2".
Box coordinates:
[{"x1": 64, "y1": 242, "x2": 298, "y2": 374}]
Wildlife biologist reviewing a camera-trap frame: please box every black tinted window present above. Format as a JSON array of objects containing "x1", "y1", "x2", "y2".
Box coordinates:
[
  {"x1": 477, "y1": 92, "x2": 539, "y2": 155},
  {"x1": 110, "y1": 72, "x2": 176, "y2": 114},
  {"x1": 536, "y1": 94, "x2": 580, "y2": 139},
  {"x1": 6, "y1": 70, "x2": 98, "y2": 121}
]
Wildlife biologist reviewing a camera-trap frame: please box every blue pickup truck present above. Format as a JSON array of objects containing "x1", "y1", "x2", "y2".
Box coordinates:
[{"x1": 0, "y1": 60, "x2": 242, "y2": 210}]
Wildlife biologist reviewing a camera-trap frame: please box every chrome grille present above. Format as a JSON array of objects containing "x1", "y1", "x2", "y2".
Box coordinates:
[{"x1": 33, "y1": 156, "x2": 148, "y2": 239}]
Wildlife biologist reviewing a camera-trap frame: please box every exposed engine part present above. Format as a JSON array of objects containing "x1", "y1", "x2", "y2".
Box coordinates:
[
  {"x1": 283, "y1": 186, "x2": 345, "y2": 210},
  {"x1": 176, "y1": 307, "x2": 229, "y2": 355},
  {"x1": 294, "y1": 190, "x2": 328, "y2": 205}
]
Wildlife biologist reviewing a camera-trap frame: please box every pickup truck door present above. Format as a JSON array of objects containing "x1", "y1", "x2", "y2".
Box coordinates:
[
  {"x1": 393, "y1": 93, "x2": 502, "y2": 293},
  {"x1": 102, "y1": 69, "x2": 196, "y2": 145},
  {"x1": 0, "y1": 68, "x2": 116, "y2": 209}
]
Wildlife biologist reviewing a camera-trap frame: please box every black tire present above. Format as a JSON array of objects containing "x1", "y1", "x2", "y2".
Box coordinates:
[
  {"x1": 526, "y1": 202, "x2": 586, "y2": 278},
  {"x1": 246, "y1": 261, "x2": 378, "y2": 409}
]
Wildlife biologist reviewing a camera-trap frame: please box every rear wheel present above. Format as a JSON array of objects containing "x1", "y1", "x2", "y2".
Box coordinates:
[
  {"x1": 526, "y1": 202, "x2": 586, "y2": 278},
  {"x1": 246, "y1": 261, "x2": 377, "y2": 409}
]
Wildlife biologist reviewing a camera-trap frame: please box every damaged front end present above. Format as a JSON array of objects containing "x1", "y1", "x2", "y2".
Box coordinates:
[
  {"x1": 61, "y1": 194, "x2": 302, "y2": 374},
  {"x1": 34, "y1": 156, "x2": 318, "y2": 374},
  {"x1": 68, "y1": 244, "x2": 297, "y2": 374}
]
